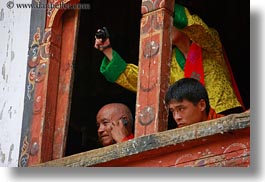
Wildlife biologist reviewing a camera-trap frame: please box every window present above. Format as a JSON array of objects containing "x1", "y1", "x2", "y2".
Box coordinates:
[
  {"x1": 21, "y1": 0, "x2": 249, "y2": 166},
  {"x1": 65, "y1": 0, "x2": 142, "y2": 156}
]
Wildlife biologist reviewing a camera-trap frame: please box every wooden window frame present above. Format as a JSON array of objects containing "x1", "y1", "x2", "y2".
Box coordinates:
[{"x1": 19, "y1": 0, "x2": 250, "y2": 167}]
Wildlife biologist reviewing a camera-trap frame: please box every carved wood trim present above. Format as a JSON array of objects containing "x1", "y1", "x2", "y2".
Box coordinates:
[{"x1": 34, "y1": 111, "x2": 250, "y2": 167}]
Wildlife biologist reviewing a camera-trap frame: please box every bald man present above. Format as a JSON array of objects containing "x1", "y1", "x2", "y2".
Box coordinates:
[{"x1": 96, "y1": 103, "x2": 134, "y2": 146}]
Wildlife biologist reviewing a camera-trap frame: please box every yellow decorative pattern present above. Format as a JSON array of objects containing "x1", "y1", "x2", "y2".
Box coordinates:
[{"x1": 116, "y1": 63, "x2": 139, "y2": 92}]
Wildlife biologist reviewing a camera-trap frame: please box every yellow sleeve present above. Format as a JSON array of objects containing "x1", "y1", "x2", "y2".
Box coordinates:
[{"x1": 115, "y1": 63, "x2": 139, "y2": 92}]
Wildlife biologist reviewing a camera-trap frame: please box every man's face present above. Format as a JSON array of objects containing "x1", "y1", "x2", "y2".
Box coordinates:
[
  {"x1": 96, "y1": 108, "x2": 121, "y2": 146},
  {"x1": 168, "y1": 99, "x2": 205, "y2": 128}
]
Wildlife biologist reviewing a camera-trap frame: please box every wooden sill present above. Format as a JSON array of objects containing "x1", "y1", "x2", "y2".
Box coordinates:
[{"x1": 33, "y1": 110, "x2": 250, "y2": 167}]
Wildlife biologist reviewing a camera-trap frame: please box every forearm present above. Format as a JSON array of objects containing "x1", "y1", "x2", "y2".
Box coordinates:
[{"x1": 102, "y1": 46, "x2": 113, "y2": 60}]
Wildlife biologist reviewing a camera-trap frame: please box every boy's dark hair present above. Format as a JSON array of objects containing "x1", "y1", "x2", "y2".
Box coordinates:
[{"x1": 165, "y1": 78, "x2": 210, "y2": 115}]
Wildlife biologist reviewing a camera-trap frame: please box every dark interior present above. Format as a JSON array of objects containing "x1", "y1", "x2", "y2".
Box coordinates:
[{"x1": 65, "y1": 0, "x2": 250, "y2": 156}]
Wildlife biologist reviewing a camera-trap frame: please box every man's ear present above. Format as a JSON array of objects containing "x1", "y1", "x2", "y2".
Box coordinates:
[{"x1": 198, "y1": 99, "x2": 206, "y2": 112}]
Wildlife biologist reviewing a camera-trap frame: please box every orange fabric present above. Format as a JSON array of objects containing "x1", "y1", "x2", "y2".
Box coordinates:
[
  {"x1": 121, "y1": 133, "x2": 134, "y2": 142},
  {"x1": 207, "y1": 108, "x2": 224, "y2": 120}
]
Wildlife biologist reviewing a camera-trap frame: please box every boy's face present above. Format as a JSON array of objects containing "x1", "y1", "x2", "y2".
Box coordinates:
[{"x1": 168, "y1": 99, "x2": 206, "y2": 128}]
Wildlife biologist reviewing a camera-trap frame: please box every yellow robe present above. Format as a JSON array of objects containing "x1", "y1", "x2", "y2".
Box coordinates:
[{"x1": 114, "y1": 8, "x2": 242, "y2": 113}]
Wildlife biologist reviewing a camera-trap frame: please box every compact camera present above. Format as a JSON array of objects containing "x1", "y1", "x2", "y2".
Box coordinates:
[{"x1": 95, "y1": 27, "x2": 110, "y2": 43}]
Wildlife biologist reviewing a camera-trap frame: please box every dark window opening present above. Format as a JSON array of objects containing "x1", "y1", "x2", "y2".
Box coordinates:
[{"x1": 65, "y1": 0, "x2": 142, "y2": 156}]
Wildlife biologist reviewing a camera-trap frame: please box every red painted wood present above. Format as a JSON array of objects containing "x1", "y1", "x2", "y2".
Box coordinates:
[
  {"x1": 28, "y1": 80, "x2": 47, "y2": 165},
  {"x1": 42, "y1": 42, "x2": 61, "y2": 162},
  {"x1": 95, "y1": 128, "x2": 250, "y2": 167},
  {"x1": 28, "y1": 25, "x2": 62, "y2": 165},
  {"x1": 135, "y1": 7, "x2": 173, "y2": 137},
  {"x1": 128, "y1": 129, "x2": 250, "y2": 167},
  {"x1": 28, "y1": 0, "x2": 80, "y2": 165},
  {"x1": 53, "y1": 10, "x2": 79, "y2": 159}
]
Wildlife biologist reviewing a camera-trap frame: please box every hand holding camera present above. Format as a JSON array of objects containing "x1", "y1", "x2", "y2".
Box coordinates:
[
  {"x1": 95, "y1": 27, "x2": 109, "y2": 42},
  {"x1": 94, "y1": 27, "x2": 111, "y2": 51}
]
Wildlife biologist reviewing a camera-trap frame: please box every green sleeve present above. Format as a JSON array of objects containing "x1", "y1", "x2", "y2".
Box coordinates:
[
  {"x1": 100, "y1": 50, "x2": 127, "y2": 83},
  {"x1": 173, "y1": 3, "x2": 188, "y2": 29},
  {"x1": 175, "y1": 47, "x2": 185, "y2": 70}
]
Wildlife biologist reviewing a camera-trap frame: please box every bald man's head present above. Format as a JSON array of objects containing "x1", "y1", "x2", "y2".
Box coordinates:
[{"x1": 96, "y1": 103, "x2": 133, "y2": 146}]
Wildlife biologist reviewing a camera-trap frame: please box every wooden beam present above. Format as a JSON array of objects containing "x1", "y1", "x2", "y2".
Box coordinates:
[
  {"x1": 135, "y1": 0, "x2": 175, "y2": 137},
  {"x1": 52, "y1": 9, "x2": 79, "y2": 160}
]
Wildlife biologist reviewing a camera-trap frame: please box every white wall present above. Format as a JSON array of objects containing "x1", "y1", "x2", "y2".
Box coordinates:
[{"x1": 0, "y1": 0, "x2": 31, "y2": 167}]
